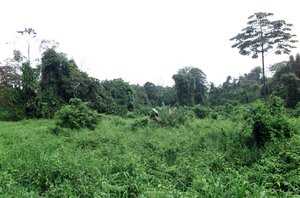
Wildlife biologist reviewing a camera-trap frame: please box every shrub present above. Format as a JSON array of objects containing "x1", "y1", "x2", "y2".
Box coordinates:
[
  {"x1": 192, "y1": 105, "x2": 211, "y2": 119},
  {"x1": 210, "y1": 111, "x2": 219, "y2": 120},
  {"x1": 247, "y1": 96, "x2": 292, "y2": 147},
  {"x1": 131, "y1": 117, "x2": 149, "y2": 131},
  {"x1": 292, "y1": 102, "x2": 300, "y2": 117},
  {"x1": 151, "y1": 104, "x2": 188, "y2": 127},
  {"x1": 55, "y1": 98, "x2": 100, "y2": 130}
]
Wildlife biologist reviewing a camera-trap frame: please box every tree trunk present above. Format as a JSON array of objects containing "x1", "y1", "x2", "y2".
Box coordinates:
[{"x1": 260, "y1": 18, "x2": 266, "y2": 100}]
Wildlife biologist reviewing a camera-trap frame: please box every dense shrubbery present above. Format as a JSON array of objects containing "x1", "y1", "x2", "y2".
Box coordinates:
[
  {"x1": 151, "y1": 104, "x2": 188, "y2": 127},
  {"x1": 131, "y1": 116, "x2": 149, "y2": 131},
  {"x1": 247, "y1": 96, "x2": 292, "y2": 147},
  {"x1": 54, "y1": 98, "x2": 100, "y2": 130},
  {"x1": 0, "y1": 87, "x2": 25, "y2": 121},
  {"x1": 1, "y1": 117, "x2": 299, "y2": 197},
  {"x1": 192, "y1": 105, "x2": 211, "y2": 119},
  {"x1": 292, "y1": 102, "x2": 300, "y2": 117}
]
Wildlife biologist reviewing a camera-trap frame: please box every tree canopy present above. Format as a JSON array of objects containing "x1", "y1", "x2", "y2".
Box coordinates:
[{"x1": 230, "y1": 12, "x2": 298, "y2": 98}]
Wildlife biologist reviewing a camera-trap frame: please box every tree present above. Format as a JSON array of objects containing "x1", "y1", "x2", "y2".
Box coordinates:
[
  {"x1": 39, "y1": 49, "x2": 80, "y2": 117},
  {"x1": 39, "y1": 39, "x2": 60, "y2": 53},
  {"x1": 188, "y1": 67, "x2": 208, "y2": 104},
  {"x1": 208, "y1": 67, "x2": 263, "y2": 106},
  {"x1": 0, "y1": 50, "x2": 24, "y2": 86},
  {"x1": 0, "y1": 65, "x2": 20, "y2": 88},
  {"x1": 280, "y1": 73, "x2": 300, "y2": 107},
  {"x1": 144, "y1": 82, "x2": 159, "y2": 106},
  {"x1": 230, "y1": 12, "x2": 298, "y2": 98},
  {"x1": 291, "y1": 54, "x2": 300, "y2": 78},
  {"x1": 20, "y1": 62, "x2": 40, "y2": 117},
  {"x1": 131, "y1": 84, "x2": 150, "y2": 109},
  {"x1": 101, "y1": 78, "x2": 136, "y2": 115},
  {"x1": 208, "y1": 83, "x2": 220, "y2": 106},
  {"x1": 173, "y1": 67, "x2": 207, "y2": 106},
  {"x1": 17, "y1": 28, "x2": 37, "y2": 62},
  {"x1": 173, "y1": 70, "x2": 196, "y2": 106},
  {"x1": 269, "y1": 55, "x2": 300, "y2": 107},
  {"x1": 157, "y1": 86, "x2": 177, "y2": 106}
]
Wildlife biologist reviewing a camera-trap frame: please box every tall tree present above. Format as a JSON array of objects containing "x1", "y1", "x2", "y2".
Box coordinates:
[
  {"x1": 0, "y1": 60, "x2": 23, "y2": 120},
  {"x1": 173, "y1": 66, "x2": 207, "y2": 106},
  {"x1": 144, "y1": 82, "x2": 159, "y2": 106},
  {"x1": 230, "y1": 12, "x2": 298, "y2": 98},
  {"x1": 39, "y1": 39, "x2": 60, "y2": 52},
  {"x1": 20, "y1": 62, "x2": 40, "y2": 117},
  {"x1": 17, "y1": 28, "x2": 37, "y2": 63},
  {"x1": 39, "y1": 48, "x2": 86, "y2": 117},
  {"x1": 189, "y1": 67, "x2": 208, "y2": 104}
]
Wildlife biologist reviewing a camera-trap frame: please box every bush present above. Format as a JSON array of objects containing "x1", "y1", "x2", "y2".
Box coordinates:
[
  {"x1": 192, "y1": 105, "x2": 211, "y2": 119},
  {"x1": 292, "y1": 102, "x2": 300, "y2": 117},
  {"x1": 248, "y1": 96, "x2": 292, "y2": 147},
  {"x1": 151, "y1": 104, "x2": 188, "y2": 127},
  {"x1": 131, "y1": 117, "x2": 149, "y2": 131},
  {"x1": 210, "y1": 111, "x2": 219, "y2": 120},
  {"x1": 55, "y1": 98, "x2": 100, "y2": 130}
]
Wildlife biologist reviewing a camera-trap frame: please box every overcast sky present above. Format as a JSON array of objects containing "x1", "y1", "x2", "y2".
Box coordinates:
[{"x1": 1, "y1": 0, "x2": 299, "y2": 86}]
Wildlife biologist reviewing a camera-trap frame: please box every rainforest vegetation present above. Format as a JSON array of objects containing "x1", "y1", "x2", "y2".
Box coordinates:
[{"x1": 0, "y1": 12, "x2": 300, "y2": 197}]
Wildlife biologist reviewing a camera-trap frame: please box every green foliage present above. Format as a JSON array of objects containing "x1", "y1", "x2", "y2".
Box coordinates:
[
  {"x1": 131, "y1": 116, "x2": 149, "y2": 131},
  {"x1": 20, "y1": 62, "x2": 40, "y2": 118},
  {"x1": 248, "y1": 96, "x2": 292, "y2": 147},
  {"x1": 39, "y1": 49, "x2": 100, "y2": 116},
  {"x1": 173, "y1": 67, "x2": 208, "y2": 106},
  {"x1": 0, "y1": 87, "x2": 24, "y2": 121},
  {"x1": 247, "y1": 135, "x2": 300, "y2": 195},
  {"x1": 55, "y1": 98, "x2": 100, "y2": 130},
  {"x1": 192, "y1": 105, "x2": 211, "y2": 119},
  {"x1": 173, "y1": 70, "x2": 195, "y2": 106},
  {"x1": 0, "y1": 116, "x2": 299, "y2": 197},
  {"x1": 143, "y1": 82, "x2": 159, "y2": 106},
  {"x1": 152, "y1": 104, "x2": 188, "y2": 127},
  {"x1": 0, "y1": 65, "x2": 20, "y2": 87},
  {"x1": 101, "y1": 78, "x2": 136, "y2": 115},
  {"x1": 209, "y1": 67, "x2": 263, "y2": 106},
  {"x1": 293, "y1": 102, "x2": 300, "y2": 117},
  {"x1": 0, "y1": 64, "x2": 24, "y2": 121},
  {"x1": 230, "y1": 12, "x2": 297, "y2": 59},
  {"x1": 231, "y1": 12, "x2": 298, "y2": 101},
  {"x1": 270, "y1": 54, "x2": 300, "y2": 108},
  {"x1": 158, "y1": 86, "x2": 177, "y2": 106}
]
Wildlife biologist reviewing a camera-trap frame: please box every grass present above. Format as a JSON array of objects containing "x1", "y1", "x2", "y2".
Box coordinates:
[{"x1": 0, "y1": 116, "x2": 299, "y2": 197}]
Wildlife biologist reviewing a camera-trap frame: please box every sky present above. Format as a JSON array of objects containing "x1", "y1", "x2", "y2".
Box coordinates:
[{"x1": 1, "y1": 0, "x2": 300, "y2": 86}]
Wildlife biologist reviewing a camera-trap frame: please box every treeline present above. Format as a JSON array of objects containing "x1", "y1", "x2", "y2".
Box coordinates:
[{"x1": 1, "y1": 47, "x2": 300, "y2": 121}]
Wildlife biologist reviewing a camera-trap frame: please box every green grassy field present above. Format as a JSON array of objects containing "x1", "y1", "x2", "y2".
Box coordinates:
[{"x1": 0, "y1": 116, "x2": 299, "y2": 197}]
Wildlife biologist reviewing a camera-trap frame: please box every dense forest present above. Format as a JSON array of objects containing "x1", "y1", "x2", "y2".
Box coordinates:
[
  {"x1": 1, "y1": 12, "x2": 300, "y2": 197},
  {"x1": 1, "y1": 46, "x2": 300, "y2": 120}
]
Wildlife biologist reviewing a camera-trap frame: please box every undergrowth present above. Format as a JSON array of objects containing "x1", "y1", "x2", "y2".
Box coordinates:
[{"x1": 0, "y1": 114, "x2": 299, "y2": 197}]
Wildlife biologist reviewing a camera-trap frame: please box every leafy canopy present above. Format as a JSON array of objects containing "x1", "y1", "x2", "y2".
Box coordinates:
[{"x1": 230, "y1": 12, "x2": 298, "y2": 58}]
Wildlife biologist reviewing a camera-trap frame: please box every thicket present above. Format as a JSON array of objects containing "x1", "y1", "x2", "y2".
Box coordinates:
[
  {"x1": 54, "y1": 98, "x2": 100, "y2": 130},
  {"x1": 247, "y1": 96, "x2": 292, "y2": 147},
  {"x1": 1, "y1": 48, "x2": 300, "y2": 120},
  {"x1": 0, "y1": 115, "x2": 299, "y2": 197}
]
